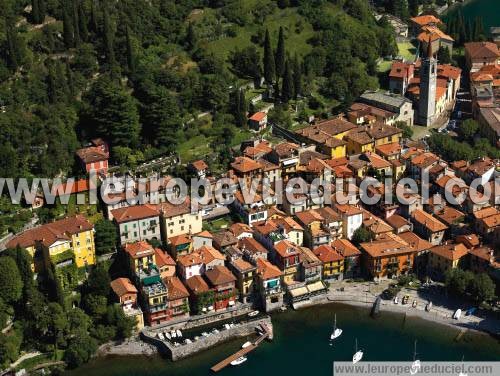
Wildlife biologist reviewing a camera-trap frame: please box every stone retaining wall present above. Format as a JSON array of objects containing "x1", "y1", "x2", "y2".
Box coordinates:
[{"x1": 142, "y1": 316, "x2": 272, "y2": 361}]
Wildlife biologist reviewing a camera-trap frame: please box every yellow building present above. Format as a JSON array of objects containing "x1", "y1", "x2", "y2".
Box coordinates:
[
  {"x1": 6, "y1": 215, "x2": 96, "y2": 272},
  {"x1": 159, "y1": 199, "x2": 202, "y2": 242},
  {"x1": 428, "y1": 243, "x2": 469, "y2": 277},
  {"x1": 313, "y1": 244, "x2": 345, "y2": 280},
  {"x1": 229, "y1": 258, "x2": 257, "y2": 303}
]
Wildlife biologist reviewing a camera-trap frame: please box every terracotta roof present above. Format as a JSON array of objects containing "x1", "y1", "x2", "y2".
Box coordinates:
[
  {"x1": 469, "y1": 247, "x2": 494, "y2": 262},
  {"x1": 190, "y1": 160, "x2": 208, "y2": 171},
  {"x1": 411, "y1": 15, "x2": 442, "y2": 27},
  {"x1": 198, "y1": 245, "x2": 225, "y2": 264},
  {"x1": 169, "y1": 234, "x2": 192, "y2": 248},
  {"x1": 464, "y1": 42, "x2": 500, "y2": 59},
  {"x1": 272, "y1": 216, "x2": 304, "y2": 232},
  {"x1": 158, "y1": 199, "x2": 192, "y2": 219},
  {"x1": 398, "y1": 231, "x2": 432, "y2": 252},
  {"x1": 213, "y1": 230, "x2": 239, "y2": 248},
  {"x1": 155, "y1": 248, "x2": 176, "y2": 267},
  {"x1": 204, "y1": 265, "x2": 236, "y2": 286},
  {"x1": 112, "y1": 204, "x2": 159, "y2": 223},
  {"x1": 335, "y1": 204, "x2": 363, "y2": 216},
  {"x1": 194, "y1": 230, "x2": 213, "y2": 239},
  {"x1": 331, "y1": 238, "x2": 360, "y2": 257},
  {"x1": 230, "y1": 223, "x2": 253, "y2": 237},
  {"x1": 473, "y1": 207, "x2": 499, "y2": 220},
  {"x1": 165, "y1": 276, "x2": 190, "y2": 300},
  {"x1": 296, "y1": 118, "x2": 357, "y2": 143},
  {"x1": 456, "y1": 234, "x2": 480, "y2": 249},
  {"x1": 389, "y1": 61, "x2": 413, "y2": 79},
  {"x1": 124, "y1": 241, "x2": 155, "y2": 259},
  {"x1": 177, "y1": 252, "x2": 204, "y2": 267},
  {"x1": 7, "y1": 215, "x2": 93, "y2": 249},
  {"x1": 110, "y1": 277, "x2": 137, "y2": 297},
  {"x1": 249, "y1": 112, "x2": 267, "y2": 122},
  {"x1": 313, "y1": 244, "x2": 344, "y2": 263},
  {"x1": 430, "y1": 243, "x2": 468, "y2": 261},
  {"x1": 386, "y1": 214, "x2": 410, "y2": 230},
  {"x1": 52, "y1": 179, "x2": 90, "y2": 195},
  {"x1": 295, "y1": 209, "x2": 324, "y2": 226},
  {"x1": 411, "y1": 209, "x2": 448, "y2": 232},
  {"x1": 185, "y1": 275, "x2": 210, "y2": 294},
  {"x1": 76, "y1": 146, "x2": 109, "y2": 164},
  {"x1": 274, "y1": 240, "x2": 300, "y2": 258},
  {"x1": 240, "y1": 236, "x2": 267, "y2": 255},
  {"x1": 256, "y1": 258, "x2": 283, "y2": 280},
  {"x1": 274, "y1": 142, "x2": 299, "y2": 158},
  {"x1": 231, "y1": 258, "x2": 255, "y2": 273},
  {"x1": 231, "y1": 156, "x2": 262, "y2": 173},
  {"x1": 417, "y1": 26, "x2": 453, "y2": 43},
  {"x1": 360, "y1": 234, "x2": 415, "y2": 258},
  {"x1": 435, "y1": 207, "x2": 465, "y2": 226},
  {"x1": 437, "y1": 64, "x2": 461, "y2": 80},
  {"x1": 375, "y1": 142, "x2": 401, "y2": 157}
]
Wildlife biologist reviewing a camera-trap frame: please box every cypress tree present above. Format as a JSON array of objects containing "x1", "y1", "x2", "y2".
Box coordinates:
[
  {"x1": 46, "y1": 61, "x2": 58, "y2": 103},
  {"x1": 72, "y1": 0, "x2": 81, "y2": 46},
  {"x1": 62, "y1": 4, "x2": 74, "y2": 48},
  {"x1": 78, "y1": 1, "x2": 89, "y2": 42},
  {"x1": 90, "y1": 0, "x2": 99, "y2": 34},
  {"x1": 103, "y1": 3, "x2": 116, "y2": 71},
  {"x1": 39, "y1": 0, "x2": 46, "y2": 21},
  {"x1": 126, "y1": 25, "x2": 136, "y2": 75},
  {"x1": 281, "y1": 60, "x2": 293, "y2": 103},
  {"x1": 233, "y1": 89, "x2": 242, "y2": 127},
  {"x1": 186, "y1": 22, "x2": 197, "y2": 50},
  {"x1": 263, "y1": 29, "x2": 275, "y2": 85},
  {"x1": 239, "y1": 89, "x2": 248, "y2": 128},
  {"x1": 5, "y1": 17, "x2": 19, "y2": 70},
  {"x1": 275, "y1": 26, "x2": 286, "y2": 77},
  {"x1": 32, "y1": 0, "x2": 41, "y2": 24},
  {"x1": 292, "y1": 54, "x2": 302, "y2": 100},
  {"x1": 66, "y1": 60, "x2": 75, "y2": 97}
]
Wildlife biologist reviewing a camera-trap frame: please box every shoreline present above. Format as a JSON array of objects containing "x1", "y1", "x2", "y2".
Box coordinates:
[{"x1": 96, "y1": 294, "x2": 498, "y2": 359}]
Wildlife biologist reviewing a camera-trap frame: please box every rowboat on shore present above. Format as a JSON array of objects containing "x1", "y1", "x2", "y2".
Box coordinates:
[
  {"x1": 453, "y1": 309, "x2": 462, "y2": 320},
  {"x1": 425, "y1": 301, "x2": 432, "y2": 312}
]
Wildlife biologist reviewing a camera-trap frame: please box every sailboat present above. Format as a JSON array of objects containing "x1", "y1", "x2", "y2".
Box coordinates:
[
  {"x1": 410, "y1": 340, "x2": 421, "y2": 375},
  {"x1": 352, "y1": 338, "x2": 363, "y2": 364},
  {"x1": 458, "y1": 355, "x2": 468, "y2": 376},
  {"x1": 330, "y1": 314, "x2": 343, "y2": 340}
]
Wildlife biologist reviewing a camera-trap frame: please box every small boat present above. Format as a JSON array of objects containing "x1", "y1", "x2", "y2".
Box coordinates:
[
  {"x1": 194, "y1": 336, "x2": 200, "y2": 341},
  {"x1": 352, "y1": 338, "x2": 363, "y2": 364},
  {"x1": 280, "y1": 306, "x2": 287, "y2": 312},
  {"x1": 402, "y1": 295, "x2": 410, "y2": 305},
  {"x1": 202, "y1": 332, "x2": 209, "y2": 337},
  {"x1": 184, "y1": 339, "x2": 192, "y2": 345},
  {"x1": 465, "y1": 307, "x2": 476, "y2": 316},
  {"x1": 248, "y1": 310, "x2": 259, "y2": 317},
  {"x1": 410, "y1": 340, "x2": 421, "y2": 375},
  {"x1": 242, "y1": 341, "x2": 252, "y2": 349},
  {"x1": 176, "y1": 329, "x2": 182, "y2": 338},
  {"x1": 165, "y1": 332, "x2": 171, "y2": 340},
  {"x1": 230, "y1": 356, "x2": 247, "y2": 366},
  {"x1": 212, "y1": 328, "x2": 220, "y2": 334},
  {"x1": 394, "y1": 296, "x2": 399, "y2": 304},
  {"x1": 224, "y1": 324, "x2": 231, "y2": 330},
  {"x1": 158, "y1": 332, "x2": 165, "y2": 340},
  {"x1": 453, "y1": 309, "x2": 462, "y2": 320},
  {"x1": 171, "y1": 330, "x2": 177, "y2": 338},
  {"x1": 412, "y1": 300, "x2": 417, "y2": 308},
  {"x1": 425, "y1": 301, "x2": 432, "y2": 312},
  {"x1": 330, "y1": 314, "x2": 343, "y2": 340}
]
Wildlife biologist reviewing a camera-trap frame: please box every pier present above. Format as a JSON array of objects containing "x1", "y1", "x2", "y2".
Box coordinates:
[{"x1": 210, "y1": 323, "x2": 272, "y2": 373}]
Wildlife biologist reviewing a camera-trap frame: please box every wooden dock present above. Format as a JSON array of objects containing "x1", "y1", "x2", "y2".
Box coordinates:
[{"x1": 210, "y1": 323, "x2": 271, "y2": 373}]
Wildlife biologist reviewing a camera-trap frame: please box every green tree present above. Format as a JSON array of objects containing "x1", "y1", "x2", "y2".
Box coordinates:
[
  {"x1": 86, "y1": 264, "x2": 111, "y2": 297},
  {"x1": 292, "y1": 54, "x2": 302, "y2": 99},
  {"x1": 281, "y1": 60, "x2": 293, "y2": 103},
  {"x1": 395, "y1": 121, "x2": 414, "y2": 139},
  {"x1": 351, "y1": 227, "x2": 374, "y2": 246},
  {"x1": 94, "y1": 219, "x2": 117, "y2": 255},
  {"x1": 64, "y1": 333, "x2": 97, "y2": 368},
  {"x1": 78, "y1": 1, "x2": 89, "y2": 42},
  {"x1": 471, "y1": 273, "x2": 495, "y2": 303},
  {"x1": 444, "y1": 268, "x2": 474, "y2": 296},
  {"x1": 275, "y1": 26, "x2": 286, "y2": 77},
  {"x1": 102, "y1": 3, "x2": 116, "y2": 71},
  {"x1": 84, "y1": 75, "x2": 141, "y2": 147},
  {"x1": 62, "y1": 2, "x2": 75, "y2": 48},
  {"x1": 229, "y1": 46, "x2": 262, "y2": 81},
  {"x1": 125, "y1": 25, "x2": 136, "y2": 75},
  {"x1": 437, "y1": 46, "x2": 452, "y2": 64},
  {"x1": 185, "y1": 22, "x2": 197, "y2": 50},
  {"x1": 461, "y1": 119, "x2": 479, "y2": 141},
  {"x1": 263, "y1": 29, "x2": 275, "y2": 84},
  {"x1": 0, "y1": 256, "x2": 22, "y2": 304},
  {"x1": 0, "y1": 329, "x2": 22, "y2": 368}
]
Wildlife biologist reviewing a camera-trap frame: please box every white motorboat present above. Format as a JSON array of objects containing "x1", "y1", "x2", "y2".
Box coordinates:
[
  {"x1": 352, "y1": 338, "x2": 364, "y2": 364},
  {"x1": 394, "y1": 297, "x2": 399, "y2": 304},
  {"x1": 165, "y1": 332, "x2": 171, "y2": 340},
  {"x1": 158, "y1": 332, "x2": 165, "y2": 340},
  {"x1": 242, "y1": 341, "x2": 252, "y2": 349},
  {"x1": 230, "y1": 356, "x2": 247, "y2": 366},
  {"x1": 202, "y1": 332, "x2": 209, "y2": 337},
  {"x1": 176, "y1": 329, "x2": 182, "y2": 338},
  {"x1": 248, "y1": 310, "x2": 259, "y2": 317},
  {"x1": 224, "y1": 324, "x2": 231, "y2": 330},
  {"x1": 330, "y1": 314, "x2": 343, "y2": 340},
  {"x1": 171, "y1": 330, "x2": 177, "y2": 338},
  {"x1": 410, "y1": 340, "x2": 421, "y2": 375},
  {"x1": 453, "y1": 309, "x2": 462, "y2": 320}
]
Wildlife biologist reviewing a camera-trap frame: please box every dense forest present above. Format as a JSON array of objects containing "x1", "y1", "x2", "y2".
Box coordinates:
[{"x1": 0, "y1": 0, "x2": 397, "y2": 179}]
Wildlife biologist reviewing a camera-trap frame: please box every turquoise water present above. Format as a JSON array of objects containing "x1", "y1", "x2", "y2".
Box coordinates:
[
  {"x1": 444, "y1": 0, "x2": 500, "y2": 33},
  {"x1": 66, "y1": 304, "x2": 500, "y2": 376}
]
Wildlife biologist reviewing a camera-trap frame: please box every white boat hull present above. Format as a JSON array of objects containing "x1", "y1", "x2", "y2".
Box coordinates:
[
  {"x1": 352, "y1": 350, "x2": 363, "y2": 364},
  {"x1": 410, "y1": 360, "x2": 421, "y2": 375},
  {"x1": 231, "y1": 356, "x2": 247, "y2": 366},
  {"x1": 453, "y1": 309, "x2": 462, "y2": 320},
  {"x1": 330, "y1": 328, "x2": 343, "y2": 340}
]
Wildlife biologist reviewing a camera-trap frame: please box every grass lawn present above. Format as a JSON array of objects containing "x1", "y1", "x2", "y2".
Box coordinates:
[
  {"x1": 397, "y1": 41, "x2": 417, "y2": 61},
  {"x1": 201, "y1": 7, "x2": 314, "y2": 64},
  {"x1": 178, "y1": 134, "x2": 212, "y2": 163},
  {"x1": 203, "y1": 215, "x2": 233, "y2": 232}
]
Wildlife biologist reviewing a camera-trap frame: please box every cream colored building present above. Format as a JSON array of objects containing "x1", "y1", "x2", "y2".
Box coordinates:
[{"x1": 159, "y1": 199, "x2": 202, "y2": 242}]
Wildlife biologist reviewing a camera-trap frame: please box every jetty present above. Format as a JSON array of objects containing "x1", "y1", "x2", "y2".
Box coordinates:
[{"x1": 210, "y1": 323, "x2": 272, "y2": 373}]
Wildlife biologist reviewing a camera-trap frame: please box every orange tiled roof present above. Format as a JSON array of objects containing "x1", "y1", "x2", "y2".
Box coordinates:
[
  {"x1": 249, "y1": 112, "x2": 267, "y2": 122},
  {"x1": 185, "y1": 275, "x2": 210, "y2": 293},
  {"x1": 411, "y1": 15, "x2": 442, "y2": 27},
  {"x1": 231, "y1": 156, "x2": 262, "y2": 173},
  {"x1": 112, "y1": 204, "x2": 159, "y2": 223},
  {"x1": 398, "y1": 231, "x2": 432, "y2": 252},
  {"x1": 331, "y1": 238, "x2": 360, "y2": 257},
  {"x1": 155, "y1": 248, "x2": 176, "y2": 267},
  {"x1": 430, "y1": 243, "x2": 468, "y2": 261},
  {"x1": 165, "y1": 276, "x2": 189, "y2": 300},
  {"x1": 313, "y1": 244, "x2": 344, "y2": 263},
  {"x1": 411, "y1": 209, "x2": 448, "y2": 232},
  {"x1": 124, "y1": 241, "x2": 155, "y2": 259},
  {"x1": 204, "y1": 265, "x2": 236, "y2": 286},
  {"x1": 256, "y1": 258, "x2": 282, "y2": 280},
  {"x1": 464, "y1": 42, "x2": 500, "y2": 59},
  {"x1": 110, "y1": 277, "x2": 137, "y2": 297},
  {"x1": 274, "y1": 240, "x2": 300, "y2": 258}
]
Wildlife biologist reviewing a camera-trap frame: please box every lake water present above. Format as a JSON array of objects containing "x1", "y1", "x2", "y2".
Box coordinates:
[
  {"x1": 66, "y1": 304, "x2": 500, "y2": 376},
  {"x1": 444, "y1": 0, "x2": 500, "y2": 33}
]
